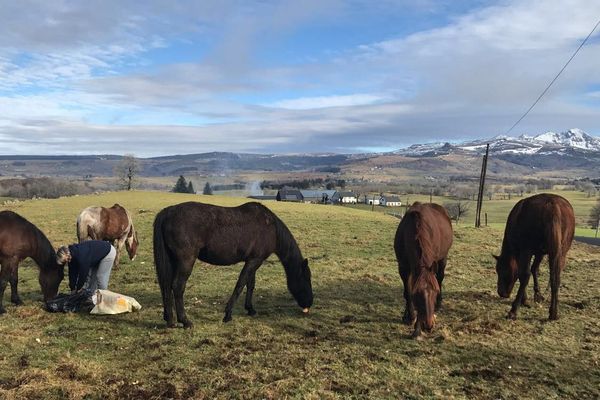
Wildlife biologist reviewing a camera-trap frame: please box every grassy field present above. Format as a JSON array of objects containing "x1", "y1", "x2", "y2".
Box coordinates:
[
  {"x1": 0, "y1": 191, "x2": 599, "y2": 399},
  {"x1": 348, "y1": 189, "x2": 600, "y2": 238}
]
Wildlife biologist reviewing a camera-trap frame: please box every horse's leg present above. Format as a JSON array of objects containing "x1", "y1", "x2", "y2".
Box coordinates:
[
  {"x1": 435, "y1": 258, "x2": 447, "y2": 311},
  {"x1": 244, "y1": 261, "x2": 263, "y2": 316},
  {"x1": 0, "y1": 260, "x2": 11, "y2": 314},
  {"x1": 530, "y1": 254, "x2": 544, "y2": 303},
  {"x1": 9, "y1": 261, "x2": 22, "y2": 305},
  {"x1": 173, "y1": 259, "x2": 195, "y2": 329},
  {"x1": 399, "y1": 264, "x2": 414, "y2": 325},
  {"x1": 548, "y1": 253, "x2": 565, "y2": 321},
  {"x1": 113, "y1": 239, "x2": 123, "y2": 269},
  {"x1": 223, "y1": 260, "x2": 258, "y2": 323},
  {"x1": 508, "y1": 252, "x2": 533, "y2": 319}
]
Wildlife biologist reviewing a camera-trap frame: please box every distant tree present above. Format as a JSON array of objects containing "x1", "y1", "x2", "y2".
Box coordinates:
[
  {"x1": 114, "y1": 154, "x2": 141, "y2": 191},
  {"x1": 444, "y1": 200, "x2": 471, "y2": 224},
  {"x1": 588, "y1": 199, "x2": 600, "y2": 229},
  {"x1": 203, "y1": 182, "x2": 213, "y2": 195},
  {"x1": 172, "y1": 175, "x2": 188, "y2": 193},
  {"x1": 326, "y1": 182, "x2": 335, "y2": 190},
  {"x1": 187, "y1": 181, "x2": 196, "y2": 194}
]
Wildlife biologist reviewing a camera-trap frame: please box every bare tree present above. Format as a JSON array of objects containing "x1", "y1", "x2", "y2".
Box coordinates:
[
  {"x1": 114, "y1": 154, "x2": 141, "y2": 191},
  {"x1": 444, "y1": 200, "x2": 471, "y2": 224},
  {"x1": 588, "y1": 199, "x2": 600, "y2": 229}
]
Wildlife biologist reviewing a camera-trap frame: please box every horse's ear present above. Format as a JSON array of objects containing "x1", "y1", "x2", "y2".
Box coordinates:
[{"x1": 492, "y1": 254, "x2": 499, "y2": 261}]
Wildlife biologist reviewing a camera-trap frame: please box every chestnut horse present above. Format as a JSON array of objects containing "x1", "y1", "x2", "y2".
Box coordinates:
[
  {"x1": 0, "y1": 211, "x2": 64, "y2": 313},
  {"x1": 77, "y1": 204, "x2": 138, "y2": 268},
  {"x1": 153, "y1": 201, "x2": 313, "y2": 328},
  {"x1": 494, "y1": 193, "x2": 574, "y2": 320},
  {"x1": 394, "y1": 202, "x2": 453, "y2": 338}
]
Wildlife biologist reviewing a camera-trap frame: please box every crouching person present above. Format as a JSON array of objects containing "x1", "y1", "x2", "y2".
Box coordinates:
[{"x1": 56, "y1": 240, "x2": 117, "y2": 292}]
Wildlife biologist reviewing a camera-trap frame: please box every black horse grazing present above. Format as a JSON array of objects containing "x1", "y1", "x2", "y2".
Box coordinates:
[
  {"x1": 494, "y1": 193, "x2": 574, "y2": 321},
  {"x1": 153, "y1": 201, "x2": 313, "y2": 328},
  {"x1": 0, "y1": 211, "x2": 64, "y2": 313},
  {"x1": 394, "y1": 203, "x2": 453, "y2": 338}
]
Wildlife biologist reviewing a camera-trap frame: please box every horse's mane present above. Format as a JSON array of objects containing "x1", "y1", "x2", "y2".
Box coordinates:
[
  {"x1": 406, "y1": 208, "x2": 435, "y2": 268},
  {"x1": 25, "y1": 217, "x2": 56, "y2": 270},
  {"x1": 411, "y1": 268, "x2": 440, "y2": 293},
  {"x1": 272, "y1": 212, "x2": 303, "y2": 269}
]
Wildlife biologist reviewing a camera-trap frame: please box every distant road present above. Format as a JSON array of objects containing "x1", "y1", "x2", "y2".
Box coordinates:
[{"x1": 575, "y1": 236, "x2": 600, "y2": 246}]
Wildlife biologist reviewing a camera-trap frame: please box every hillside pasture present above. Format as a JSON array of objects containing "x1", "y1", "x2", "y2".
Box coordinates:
[
  {"x1": 0, "y1": 192, "x2": 599, "y2": 399},
  {"x1": 349, "y1": 189, "x2": 600, "y2": 238}
]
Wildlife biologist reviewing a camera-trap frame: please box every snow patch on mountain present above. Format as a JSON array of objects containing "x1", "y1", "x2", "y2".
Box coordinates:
[{"x1": 395, "y1": 129, "x2": 600, "y2": 156}]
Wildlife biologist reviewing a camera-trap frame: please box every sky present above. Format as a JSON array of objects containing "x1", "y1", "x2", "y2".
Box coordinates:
[{"x1": 1, "y1": 0, "x2": 600, "y2": 156}]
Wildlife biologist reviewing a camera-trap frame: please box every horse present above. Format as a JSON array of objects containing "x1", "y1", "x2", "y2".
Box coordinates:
[
  {"x1": 0, "y1": 211, "x2": 64, "y2": 313},
  {"x1": 394, "y1": 202, "x2": 453, "y2": 338},
  {"x1": 494, "y1": 193, "x2": 574, "y2": 321},
  {"x1": 153, "y1": 201, "x2": 313, "y2": 328},
  {"x1": 77, "y1": 204, "x2": 138, "y2": 268}
]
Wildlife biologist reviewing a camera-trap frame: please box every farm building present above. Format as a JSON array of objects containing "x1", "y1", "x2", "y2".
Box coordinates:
[
  {"x1": 276, "y1": 188, "x2": 303, "y2": 202},
  {"x1": 300, "y1": 190, "x2": 337, "y2": 204}
]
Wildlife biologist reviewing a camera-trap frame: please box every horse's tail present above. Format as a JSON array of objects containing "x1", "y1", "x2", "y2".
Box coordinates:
[
  {"x1": 547, "y1": 202, "x2": 569, "y2": 285},
  {"x1": 153, "y1": 209, "x2": 174, "y2": 314}
]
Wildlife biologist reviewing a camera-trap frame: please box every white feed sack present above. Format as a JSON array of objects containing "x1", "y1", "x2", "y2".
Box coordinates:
[{"x1": 90, "y1": 289, "x2": 142, "y2": 315}]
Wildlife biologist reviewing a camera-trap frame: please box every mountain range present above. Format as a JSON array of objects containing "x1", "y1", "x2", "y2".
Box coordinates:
[
  {"x1": 0, "y1": 129, "x2": 599, "y2": 180},
  {"x1": 394, "y1": 128, "x2": 600, "y2": 156}
]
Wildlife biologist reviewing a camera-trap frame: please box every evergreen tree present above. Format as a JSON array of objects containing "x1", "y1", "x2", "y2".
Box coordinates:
[
  {"x1": 203, "y1": 182, "x2": 213, "y2": 195},
  {"x1": 187, "y1": 181, "x2": 195, "y2": 194},
  {"x1": 172, "y1": 175, "x2": 188, "y2": 193}
]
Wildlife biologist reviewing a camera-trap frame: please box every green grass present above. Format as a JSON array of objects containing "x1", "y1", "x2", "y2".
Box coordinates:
[
  {"x1": 0, "y1": 191, "x2": 599, "y2": 399},
  {"x1": 348, "y1": 190, "x2": 600, "y2": 238}
]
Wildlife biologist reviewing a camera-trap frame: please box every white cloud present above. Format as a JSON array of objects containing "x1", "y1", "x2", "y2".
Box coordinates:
[
  {"x1": 1, "y1": 0, "x2": 600, "y2": 155},
  {"x1": 268, "y1": 94, "x2": 387, "y2": 110}
]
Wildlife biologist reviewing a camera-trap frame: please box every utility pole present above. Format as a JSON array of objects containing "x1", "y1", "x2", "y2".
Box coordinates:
[
  {"x1": 430, "y1": 188, "x2": 433, "y2": 203},
  {"x1": 475, "y1": 144, "x2": 490, "y2": 228}
]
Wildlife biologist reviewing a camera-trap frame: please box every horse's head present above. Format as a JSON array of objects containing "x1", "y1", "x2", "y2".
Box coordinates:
[
  {"x1": 125, "y1": 228, "x2": 139, "y2": 261},
  {"x1": 411, "y1": 270, "x2": 439, "y2": 333},
  {"x1": 39, "y1": 248, "x2": 67, "y2": 301},
  {"x1": 287, "y1": 258, "x2": 313, "y2": 312},
  {"x1": 494, "y1": 254, "x2": 517, "y2": 298}
]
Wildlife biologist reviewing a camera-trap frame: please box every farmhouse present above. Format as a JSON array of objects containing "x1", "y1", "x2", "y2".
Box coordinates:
[
  {"x1": 366, "y1": 197, "x2": 380, "y2": 206},
  {"x1": 335, "y1": 191, "x2": 358, "y2": 204},
  {"x1": 380, "y1": 196, "x2": 402, "y2": 207}
]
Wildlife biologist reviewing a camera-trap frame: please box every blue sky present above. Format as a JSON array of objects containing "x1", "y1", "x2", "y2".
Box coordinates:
[{"x1": 0, "y1": 0, "x2": 599, "y2": 156}]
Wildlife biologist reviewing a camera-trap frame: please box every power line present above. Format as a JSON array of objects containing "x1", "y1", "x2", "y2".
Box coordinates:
[{"x1": 504, "y1": 17, "x2": 600, "y2": 136}]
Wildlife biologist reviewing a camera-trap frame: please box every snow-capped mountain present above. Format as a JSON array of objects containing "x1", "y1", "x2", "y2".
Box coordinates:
[{"x1": 395, "y1": 129, "x2": 600, "y2": 156}]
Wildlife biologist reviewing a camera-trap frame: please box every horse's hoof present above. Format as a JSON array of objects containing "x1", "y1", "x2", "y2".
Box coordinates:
[
  {"x1": 521, "y1": 300, "x2": 531, "y2": 308},
  {"x1": 507, "y1": 311, "x2": 517, "y2": 320},
  {"x1": 534, "y1": 294, "x2": 545, "y2": 303},
  {"x1": 166, "y1": 321, "x2": 177, "y2": 328},
  {"x1": 183, "y1": 321, "x2": 194, "y2": 329},
  {"x1": 11, "y1": 298, "x2": 23, "y2": 306},
  {"x1": 412, "y1": 330, "x2": 424, "y2": 341},
  {"x1": 548, "y1": 313, "x2": 558, "y2": 321},
  {"x1": 223, "y1": 314, "x2": 232, "y2": 323},
  {"x1": 246, "y1": 309, "x2": 257, "y2": 316}
]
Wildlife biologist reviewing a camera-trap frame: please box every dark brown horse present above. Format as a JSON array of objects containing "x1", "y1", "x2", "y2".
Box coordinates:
[
  {"x1": 0, "y1": 211, "x2": 64, "y2": 313},
  {"x1": 394, "y1": 203, "x2": 453, "y2": 338},
  {"x1": 77, "y1": 204, "x2": 138, "y2": 268},
  {"x1": 153, "y1": 201, "x2": 313, "y2": 328},
  {"x1": 494, "y1": 193, "x2": 574, "y2": 320}
]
